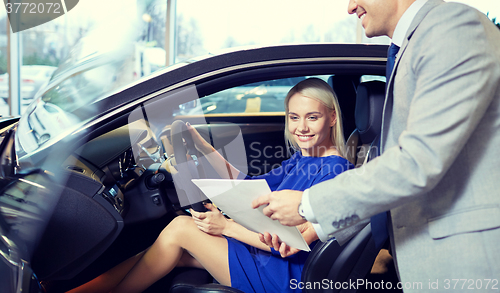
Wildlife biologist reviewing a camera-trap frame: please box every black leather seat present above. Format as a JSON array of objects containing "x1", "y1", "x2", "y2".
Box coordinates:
[
  {"x1": 345, "y1": 81, "x2": 386, "y2": 166},
  {"x1": 301, "y1": 224, "x2": 377, "y2": 293},
  {"x1": 169, "y1": 81, "x2": 386, "y2": 293},
  {"x1": 327, "y1": 75, "x2": 358, "y2": 140}
]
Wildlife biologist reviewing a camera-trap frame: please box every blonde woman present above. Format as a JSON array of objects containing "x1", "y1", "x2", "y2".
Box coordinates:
[{"x1": 68, "y1": 78, "x2": 353, "y2": 293}]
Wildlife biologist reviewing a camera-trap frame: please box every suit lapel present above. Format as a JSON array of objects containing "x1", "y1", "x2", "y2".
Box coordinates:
[
  {"x1": 380, "y1": 0, "x2": 443, "y2": 152},
  {"x1": 393, "y1": 0, "x2": 443, "y2": 79}
]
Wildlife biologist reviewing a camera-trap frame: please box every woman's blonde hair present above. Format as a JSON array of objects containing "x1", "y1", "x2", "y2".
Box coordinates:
[{"x1": 284, "y1": 77, "x2": 346, "y2": 157}]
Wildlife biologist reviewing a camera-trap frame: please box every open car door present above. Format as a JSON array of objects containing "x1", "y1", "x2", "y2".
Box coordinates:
[{"x1": 0, "y1": 124, "x2": 63, "y2": 293}]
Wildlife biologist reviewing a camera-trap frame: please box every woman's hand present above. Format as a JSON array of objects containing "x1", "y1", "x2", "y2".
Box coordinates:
[
  {"x1": 191, "y1": 203, "x2": 229, "y2": 236},
  {"x1": 186, "y1": 122, "x2": 214, "y2": 155},
  {"x1": 259, "y1": 222, "x2": 318, "y2": 258}
]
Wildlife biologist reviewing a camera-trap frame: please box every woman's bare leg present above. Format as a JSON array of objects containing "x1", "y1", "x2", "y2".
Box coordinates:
[
  {"x1": 67, "y1": 249, "x2": 205, "y2": 293},
  {"x1": 67, "y1": 216, "x2": 230, "y2": 293},
  {"x1": 66, "y1": 251, "x2": 146, "y2": 293},
  {"x1": 111, "y1": 215, "x2": 231, "y2": 293}
]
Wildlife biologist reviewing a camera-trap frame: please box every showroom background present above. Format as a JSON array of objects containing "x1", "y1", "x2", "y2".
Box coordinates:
[{"x1": 0, "y1": 0, "x2": 498, "y2": 116}]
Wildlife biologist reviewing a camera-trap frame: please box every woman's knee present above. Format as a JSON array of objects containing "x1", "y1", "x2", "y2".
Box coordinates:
[{"x1": 157, "y1": 216, "x2": 196, "y2": 245}]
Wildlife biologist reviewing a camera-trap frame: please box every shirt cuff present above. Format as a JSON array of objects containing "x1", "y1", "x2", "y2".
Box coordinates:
[
  {"x1": 301, "y1": 188, "x2": 317, "y2": 223},
  {"x1": 312, "y1": 223, "x2": 331, "y2": 242}
]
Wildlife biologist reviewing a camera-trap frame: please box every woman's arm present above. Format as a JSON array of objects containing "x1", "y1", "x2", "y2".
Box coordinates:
[
  {"x1": 192, "y1": 204, "x2": 319, "y2": 256},
  {"x1": 191, "y1": 204, "x2": 271, "y2": 252},
  {"x1": 186, "y1": 123, "x2": 242, "y2": 179},
  {"x1": 224, "y1": 219, "x2": 273, "y2": 252}
]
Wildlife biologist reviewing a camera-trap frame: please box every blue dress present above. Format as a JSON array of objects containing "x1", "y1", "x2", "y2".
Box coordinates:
[{"x1": 226, "y1": 152, "x2": 354, "y2": 293}]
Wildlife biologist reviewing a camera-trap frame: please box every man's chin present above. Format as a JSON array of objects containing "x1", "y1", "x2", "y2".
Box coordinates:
[
  {"x1": 361, "y1": 26, "x2": 380, "y2": 38},
  {"x1": 364, "y1": 29, "x2": 387, "y2": 39},
  {"x1": 364, "y1": 30, "x2": 376, "y2": 38}
]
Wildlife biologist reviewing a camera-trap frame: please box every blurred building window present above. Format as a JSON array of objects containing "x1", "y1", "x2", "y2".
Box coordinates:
[{"x1": 0, "y1": 0, "x2": 497, "y2": 117}]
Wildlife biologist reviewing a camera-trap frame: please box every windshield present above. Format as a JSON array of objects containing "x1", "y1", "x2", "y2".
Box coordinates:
[
  {"x1": 15, "y1": 48, "x2": 210, "y2": 156},
  {"x1": 15, "y1": 24, "x2": 148, "y2": 156},
  {"x1": 13, "y1": 20, "x2": 210, "y2": 157},
  {"x1": 16, "y1": 59, "x2": 129, "y2": 155}
]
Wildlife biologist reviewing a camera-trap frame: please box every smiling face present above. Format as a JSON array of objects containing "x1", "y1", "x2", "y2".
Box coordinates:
[
  {"x1": 347, "y1": 0, "x2": 405, "y2": 38},
  {"x1": 287, "y1": 93, "x2": 337, "y2": 157}
]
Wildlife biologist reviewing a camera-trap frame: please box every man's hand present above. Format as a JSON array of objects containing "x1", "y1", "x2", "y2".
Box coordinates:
[{"x1": 251, "y1": 190, "x2": 306, "y2": 226}]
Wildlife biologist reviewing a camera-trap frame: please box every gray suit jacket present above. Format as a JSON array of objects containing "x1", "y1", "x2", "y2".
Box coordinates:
[{"x1": 309, "y1": 0, "x2": 500, "y2": 287}]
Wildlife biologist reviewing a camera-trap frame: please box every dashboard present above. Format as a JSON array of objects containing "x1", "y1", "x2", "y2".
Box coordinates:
[{"x1": 31, "y1": 120, "x2": 178, "y2": 280}]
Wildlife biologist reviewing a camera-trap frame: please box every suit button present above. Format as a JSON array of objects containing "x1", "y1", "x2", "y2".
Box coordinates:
[
  {"x1": 339, "y1": 219, "x2": 345, "y2": 227},
  {"x1": 351, "y1": 214, "x2": 360, "y2": 222},
  {"x1": 332, "y1": 221, "x2": 339, "y2": 228},
  {"x1": 345, "y1": 216, "x2": 352, "y2": 225}
]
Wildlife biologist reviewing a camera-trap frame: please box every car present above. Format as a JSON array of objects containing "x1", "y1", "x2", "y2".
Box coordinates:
[
  {"x1": 0, "y1": 65, "x2": 57, "y2": 106},
  {"x1": 0, "y1": 43, "x2": 389, "y2": 293}
]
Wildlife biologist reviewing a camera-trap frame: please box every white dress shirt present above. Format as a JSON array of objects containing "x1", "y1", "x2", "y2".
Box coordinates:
[{"x1": 392, "y1": 0, "x2": 428, "y2": 48}]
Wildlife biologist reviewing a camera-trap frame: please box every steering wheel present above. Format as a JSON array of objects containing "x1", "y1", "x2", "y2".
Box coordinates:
[{"x1": 170, "y1": 120, "x2": 207, "y2": 212}]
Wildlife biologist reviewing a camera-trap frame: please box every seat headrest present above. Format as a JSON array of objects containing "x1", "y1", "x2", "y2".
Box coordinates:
[
  {"x1": 355, "y1": 81, "x2": 386, "y2": 144},
  {"x1": 327, "y1": 75, "x2": 357, "y2": 139}
]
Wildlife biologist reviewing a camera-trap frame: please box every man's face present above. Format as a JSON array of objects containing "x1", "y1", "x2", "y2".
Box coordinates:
[{"x1": 348, "y1": 0, "x2": 399, "y2": 38}]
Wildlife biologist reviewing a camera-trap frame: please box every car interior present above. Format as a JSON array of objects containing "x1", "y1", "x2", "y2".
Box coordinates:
[
  {"x1": 168, "y1": 81, "x2": 394, "y2": 293},
  {"x1": 7, "y1": 63, "x2": 403, "y2": 292}
]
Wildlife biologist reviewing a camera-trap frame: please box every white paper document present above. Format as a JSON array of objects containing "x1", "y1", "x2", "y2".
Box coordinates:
[{"x1": 191, "y1": 179, "x2": 310, "y2": 252}]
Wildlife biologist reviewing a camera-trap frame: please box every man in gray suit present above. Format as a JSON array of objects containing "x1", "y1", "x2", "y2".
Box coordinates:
[{"x1": 253, "y1": 0, "x2": 500, "y2": 291}]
